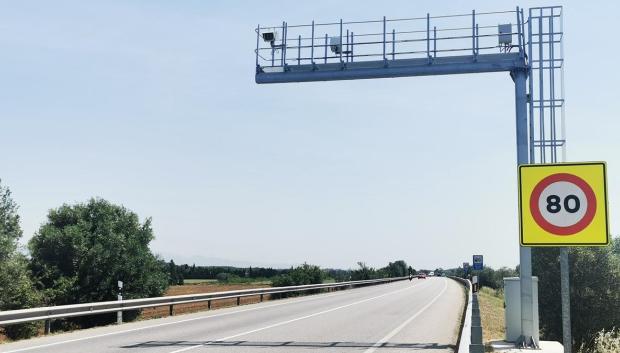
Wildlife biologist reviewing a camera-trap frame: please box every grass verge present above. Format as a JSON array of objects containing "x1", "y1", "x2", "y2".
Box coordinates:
[{"x1": 478, "y1": 286, "x2": 505, "y2": 345}]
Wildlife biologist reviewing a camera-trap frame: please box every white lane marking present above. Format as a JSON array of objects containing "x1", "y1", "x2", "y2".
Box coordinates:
[
  {"x1": 363, "y1": 278, "x2": 449, "y2": 353},
  {"x1": 0, "y1": 281, "x2": 414, "y2": 353},
  {"x1": 166, "y1": 283, "x2": 426, "y2": 353}
]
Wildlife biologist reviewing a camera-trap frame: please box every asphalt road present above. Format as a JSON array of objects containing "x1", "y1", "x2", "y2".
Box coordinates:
[{"x1": 0, "y1": 277, "x2": 465, "y2": 353}]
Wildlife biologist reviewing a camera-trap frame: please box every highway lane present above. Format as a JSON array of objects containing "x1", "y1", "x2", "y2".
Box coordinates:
[{"x1": 0, "y1": 277, "x2": 465, "y2": 353}]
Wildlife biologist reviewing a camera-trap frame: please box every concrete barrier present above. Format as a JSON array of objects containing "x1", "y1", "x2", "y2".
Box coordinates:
[{"x1": 449, "y1": 276, "x2": 472, "y2": 353}]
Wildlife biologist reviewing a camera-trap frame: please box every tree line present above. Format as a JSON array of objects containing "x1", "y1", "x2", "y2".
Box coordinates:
[
  {"x1": 166, "y1": 260, "x2": 415, "y2": 285},
  {"x1": 166, "y1": 261, "x2": 289, "y2": 285}
]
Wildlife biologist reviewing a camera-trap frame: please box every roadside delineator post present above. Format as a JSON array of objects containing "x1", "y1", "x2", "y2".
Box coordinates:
[{"x1": 117, "y1": 280, "x2": 123, "y2": 325}]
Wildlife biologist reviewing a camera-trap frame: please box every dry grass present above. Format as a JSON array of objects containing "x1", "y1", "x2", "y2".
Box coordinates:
[
  {"x1": 578, "y1": 328, "x2": 620, "y2": 353},
  {"x1": 140, "y1": 283, "x2": 272, "y2": 319},
  {"x1": 478, "y1": 287, "x2": 506, "y2": 344}
]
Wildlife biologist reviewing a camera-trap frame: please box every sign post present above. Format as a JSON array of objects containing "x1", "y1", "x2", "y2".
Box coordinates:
[{"x1": 560, "y1": 248, "x2": 572, "y2": 353}]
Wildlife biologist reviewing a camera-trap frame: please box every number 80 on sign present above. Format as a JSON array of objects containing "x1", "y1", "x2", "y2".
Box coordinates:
[{"x1": 519, "y1": 162, "x2": 609, "y2": 246}]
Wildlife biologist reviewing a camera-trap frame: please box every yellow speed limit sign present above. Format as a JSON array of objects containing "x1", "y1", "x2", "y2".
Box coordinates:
[{"x1": 519, "y1": 162, "x2": 609, "y2": 246}]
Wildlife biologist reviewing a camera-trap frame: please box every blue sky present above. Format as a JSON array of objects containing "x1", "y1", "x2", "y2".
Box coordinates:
[{"x1": 1, "y1": 0, "x2": 618, "y2": 270}]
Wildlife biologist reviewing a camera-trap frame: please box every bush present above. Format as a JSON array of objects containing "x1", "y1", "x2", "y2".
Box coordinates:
[
  {"x1": 0, "y1": 255, "x2": 42, "y2": 340},
  {"x1": 0, "y1": 180, "x2": 42, "y2": 340},
  {"x1": 290, "y1": 263, "x2": 324, "y2": 285},
  {"x1": 270, "y1": 264, "x2": 323, "y2": 298},
  {"x1": 478, "y1": 266, "x2": 518, "y2": 290},
  {"x1": 351, "y1": 262, "x2": 376, "y2": 280},
  {"x1": 578, "y1": 328, "x2": 620, "y2": 353},
  {"x1": 216, "y1": 272, "x2": 231, "y2": 282},
  {"x1": 271, "y1": 274, "x2": 294, "y2": 287},
  {"x1": 28, "y1": 198, "x2": 169, "y2": 328}
]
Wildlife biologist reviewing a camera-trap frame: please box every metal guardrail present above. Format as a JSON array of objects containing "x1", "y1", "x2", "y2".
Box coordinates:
[
  {"x1": 0, "y1": 277, "x2": 406, "y2": 327},
  {"x1": 449, "y1": 276, "x2": 473, "y2": 353}
]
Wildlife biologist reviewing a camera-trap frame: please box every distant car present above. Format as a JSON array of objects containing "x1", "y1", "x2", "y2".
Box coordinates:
[
  {"x1": 429, "y1": 271, "x2": 435, "y2": 276},
  {"x1": 417, "y1": 273, "x2": 426, "y2": 279}
]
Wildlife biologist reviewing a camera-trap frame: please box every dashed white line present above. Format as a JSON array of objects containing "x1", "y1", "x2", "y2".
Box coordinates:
[
  {"x1": 363, "y1": 278, "x2": 448, "y2": 353},
  {"x1": 166, "y1": 283, "x2": 422, "y2": 353}
]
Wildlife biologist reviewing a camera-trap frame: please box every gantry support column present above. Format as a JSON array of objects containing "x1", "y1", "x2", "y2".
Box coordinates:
[{"x1": 514, "y1": 68, "x2": 536, "y2": 347}]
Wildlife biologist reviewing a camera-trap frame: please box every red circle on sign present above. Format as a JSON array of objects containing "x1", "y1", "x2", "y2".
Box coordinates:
[{"x1": 529, "y1": 173, "x2": 596, "y2": 236}]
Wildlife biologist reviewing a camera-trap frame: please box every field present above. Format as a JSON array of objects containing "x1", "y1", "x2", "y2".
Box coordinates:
[
  {"x1": 140, "y1": 282, "x2": 272, "y2": 319},
  {"x1": 181, "y1": 279, "x2": 219, "y2": 284},
  {"x1": 477, "y1": 286, "x2": 506, "y2": 345}
]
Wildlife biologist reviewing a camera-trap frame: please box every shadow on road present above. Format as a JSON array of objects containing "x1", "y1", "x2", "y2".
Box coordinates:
[{"x1": 122, "y1": 340, "x2": 454, "y2": 350}]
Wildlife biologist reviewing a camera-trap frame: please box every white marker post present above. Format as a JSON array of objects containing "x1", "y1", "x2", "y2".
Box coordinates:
[{"x1": 117, "y1": 280, "x2": 123, "y2": 324}]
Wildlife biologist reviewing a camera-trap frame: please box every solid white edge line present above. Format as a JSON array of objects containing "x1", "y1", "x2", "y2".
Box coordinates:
[
  {"x1": 166, "y1": 282, "x2": 424, "y2": 353},
  {"x1": 0, "y1": 280, "x2": 414, "y2": 353},
  {"x1": 363, "y1": 278, "x2": 449, "y2": 353}
]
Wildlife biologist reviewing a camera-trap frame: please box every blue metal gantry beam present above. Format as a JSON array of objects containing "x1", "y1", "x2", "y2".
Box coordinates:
[{"x1": 256, "y1": 53, "x2": 526, "y2": 83}]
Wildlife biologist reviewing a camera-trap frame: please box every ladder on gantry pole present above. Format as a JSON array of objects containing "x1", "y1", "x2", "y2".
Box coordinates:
[{"x1": 526, "y1": 6, "x2": 570, "y2": 353}]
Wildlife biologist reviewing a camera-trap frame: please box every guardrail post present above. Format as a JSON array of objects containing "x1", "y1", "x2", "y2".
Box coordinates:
[
  {"x1": 117, "y1": 293, "x2": 122, "y2": 324},
  {"x1": 44, "y1": 319, "x2": 51, "y2": 334},
  {"x1": 236, "y1": 297, "x2": 240, "y2": 306},
  {"x1": 207, "y1": 300, "x2": 211, "y2": 310},
  {"x1": 260, "y1": 294, "x2": 264, "y2": 302},
  {"x1": 169, "y1": 304, "x2": 174, "y2": 316}
]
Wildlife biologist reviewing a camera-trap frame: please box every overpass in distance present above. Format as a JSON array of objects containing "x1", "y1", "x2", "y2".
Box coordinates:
[{"x1": 0, "y1": 278, "x2": 464, "y2": 353}]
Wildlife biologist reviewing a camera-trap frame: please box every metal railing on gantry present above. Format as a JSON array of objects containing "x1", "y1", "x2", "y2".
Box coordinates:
[{"x1": 255, "y1": 9, "x2": 527, "y2": 83}]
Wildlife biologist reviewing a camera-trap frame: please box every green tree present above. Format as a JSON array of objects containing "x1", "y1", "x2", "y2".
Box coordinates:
[
  {"x1": 0, "y1": 180, "x2": 42, "y2": 340},
  {"x1": 351, "y1": 262, "x2": 377, "y2": 280},
  {"x1": 289, "y1": 263, "x2": 324, "y2": 285},
  {"x1": 476, "y1": 266, "x2": 518, "y2": 290},
  {"x1": 533, "y1": 239, "x2": 620, "y2": 350},
  {"x1": 0, "y1": 180, "x2": 22, "y2": 261},
  {"x1": 271, "y1": 263, "x2": 324, "y2": 298},
  {"x1": 383, "y1": 260, "x2": 408, "y2": 277},
  {"x1": 167, "y1": 259, "x2": 183, "y2": 285},
  {"x1": 29, "y1": 198, "x2": 168, "y2": 327}
]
